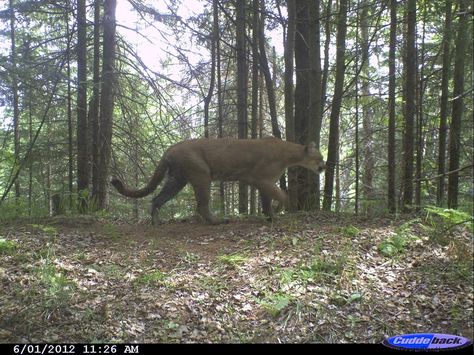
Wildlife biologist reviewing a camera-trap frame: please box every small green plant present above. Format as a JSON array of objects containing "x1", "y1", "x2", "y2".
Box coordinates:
[
  {"x1": 31, "y1": 224, "x2": 58, "y2": 236},
  {"x1": 135, "y1": 270, "x2": 168, "y2": 285},
  {"x1": 339, "y1": 225, "x2": 361, "y2": 238},
  {"x1": 258, "y1": 293, "x2": 292, "y2": 317},
  {"x1": 196, "y1": 275, "x2": 227, "y2": 293},
  {"x1": 0, "y1": 238, "x2": 17, "y2": 254},
  {"x1": 280, "y1": 254, "x2": 346, "y2": 286},
  {"x1": 180, "y1": 251, "x2": 200, "y2": 264},
  {"x1": 217, "y1": 253, "x2": 248, "y2": 268},
  {"x1": 378, "y1": 220, "x2": 420, "y2": 257},
  {"x1": 102, "y1": 222, "x2": 120, "y2": 239},
  {"x1": 35, "y1": 260, "x2": 75, "y2": 313}
]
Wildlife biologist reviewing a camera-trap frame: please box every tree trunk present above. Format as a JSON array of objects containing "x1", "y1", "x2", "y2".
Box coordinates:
[
  {"x1": 285, "y1": 0, "x2": 297, "y2": 210},
  {"x1": 402, "y1": 0, "x2": 416, "y2": 212},
  {"x1": 323, "y1": 0, "x2": 348, "y2": 211},
  {"x1": 321, "y1": 0, "x2": 332, "y2": 117},
  {"x1": 294, "y1": 0, "x2": 310, "y2": 209},
  {"x1": 360, "y1": 1, "x2": 374, "y2": 213},
  {"x1": 436, "y1": 0, "x2": 452, "y2": 207},
  {"x1": 250, "y1": 0, "x2": 259, "y2": 215},
  {"x1": 91, "y1": 0, "x2": 101, "y2": 207},
  {"x1": 9, "y1": 0, "x2": 20, "y2": 199},
  {"x1": 66, "y1": 0, "x2": 74, "y2": 209},
  {"x1": 203, "y1": 0, "x2": 218, "y2": 139},
  {"x1": 76, "y1": 0, "x2": 89, "y2": 211},
  {"x1": 448, "y1": 0, "x2": 469, "y2": 209},
  {"x1": 236, "y1": 0, "x2": 248, "y2": 214},
  {"x1": 387, "y1": 0, "x2": 397, "y2": 213},
  {"x1": 415, "y1": 5, "x2": 426, "y2": 210},
  {"x1": 215, "y1": 0, "x2": 225, "y2": 216},
  {"x1": 259, "y1": 0, "x2": 286, "y2": 192},
  {"x1": 308, "y1": 0, "x2": 322, "y2": 210},
  {"x1": 96, "y1": 0, "x2": 117, "y2": 209}
]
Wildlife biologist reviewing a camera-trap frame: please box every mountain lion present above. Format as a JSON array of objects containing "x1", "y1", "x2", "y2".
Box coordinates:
[{"x1": 111, "y1": 138, "x2": 325, "y2": 224}]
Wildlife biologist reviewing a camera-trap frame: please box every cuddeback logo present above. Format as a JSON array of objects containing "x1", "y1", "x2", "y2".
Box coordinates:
[{"x1": 383, "y1": 333, "x2": 472, "y2": 351}]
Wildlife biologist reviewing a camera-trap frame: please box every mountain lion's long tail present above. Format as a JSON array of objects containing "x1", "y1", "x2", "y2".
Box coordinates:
[{"x1": 111, "y1": 159, "x2": 168, "y2": 198}]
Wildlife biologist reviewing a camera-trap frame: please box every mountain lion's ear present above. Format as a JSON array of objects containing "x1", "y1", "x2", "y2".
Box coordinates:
[{"x1": 305, "y1": 142, "x2": 317, "y2": 154}]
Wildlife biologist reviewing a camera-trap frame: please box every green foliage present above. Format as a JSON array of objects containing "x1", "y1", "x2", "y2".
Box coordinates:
[
  {"x1": 0, "y1": 238, "x2": 17, "y2": 254},
  {"x1": 33, "y1": 242, "x2": 75, "y2": 313},
  {"x1": 280, "y1": 253, "x2": 346, "y2": 286},
  {"x1": 338, "y1": 225, "x2": 361, "y2": 238},
  {"x1": 135, "y1": 270, "x2": 168, "y2": 285},
  {"x1": 258, "y1": 292, "x2": 292, "y2": 317},
  {"x1": 425, "y1": 205, "x2": 473, "y2": 233},
  {"x1": 378, "y1": 219, "x2": 420, "y2": 257},
  {"x1": 31, "y1": 224, "x2": 57, "y2": 235},
  {"x1": 217, "y1": 253, "x2": 248, "y2": 268}
]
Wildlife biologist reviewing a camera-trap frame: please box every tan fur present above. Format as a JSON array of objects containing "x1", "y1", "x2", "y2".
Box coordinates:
[{"x1": 111, "y1": 138, "x2": 325, "y2": 224}]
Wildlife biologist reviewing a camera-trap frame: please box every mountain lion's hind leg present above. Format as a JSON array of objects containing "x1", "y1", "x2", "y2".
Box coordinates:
[
  {"x1": 261, "y1": 193, "x2": 273, "y2": 221},
  {"x1": 151, "y1": 175, "x2": 187, "y2": 225},
  {"x1": 256, "y1": 182, "x2": 288, "y2": 221}
]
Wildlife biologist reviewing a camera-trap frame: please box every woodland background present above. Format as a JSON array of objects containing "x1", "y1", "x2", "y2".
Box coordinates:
[{"x1": 0, "y1": 0, "x2": 472, "y2": 219}]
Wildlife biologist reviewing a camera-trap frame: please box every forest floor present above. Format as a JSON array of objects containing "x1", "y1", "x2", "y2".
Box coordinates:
[{"x1": 0, "y1": 212, "x2": 473, "y2": 343}]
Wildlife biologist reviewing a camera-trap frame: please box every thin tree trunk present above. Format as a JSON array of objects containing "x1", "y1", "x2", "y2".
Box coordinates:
[
  {"x1": 323, "y1": 0, "x2": 348, "y2": 211},
  {"x1": 204, "y1": 0, "x2": 218, "y2": 139},
  {"x1": 236, "y1": 0, "x2": 248, "y2": 214},
  {"x1": 250, "y1": 0, "x2": 259, "y2": 215},
  {"x1": 402, "y1": 0, "x2": 416, "y2": 212},
  {"x1": 294, "y1": 0, "x2": 310, "y2": 209},
  {"x1": 97, "y1": 0, "x2": 117, "y2": 209},
  {"x1": 354, "y1": 4, "x2": 360, "y2": 215},
  {"x1": 9, "y1": 0, "x2": 20, "y2": 199},
  {"x1": 436, "y1": 0, "x2": 452, "y2": 207},
  {"x1": 91, "y1": 0, "x2": 101, "y2": 206},
  {"x1": 259, "y1": 0, "x2": 286, "y2": 192},
  {"x1": 77, "y1": 0, "x2": 89, "y2": 211},
  {"x1": 321, "y1": 0, "x2": 332, "y2": 117},
  {"x1": 387, "y1": 0, "x2": 397, "y2": 213},
  {"x1": 360, "y1": 0, "x2": 374, "y2": 213},
  {"x1": 448, "y1": 0, "x2": 469, "y2": 209},
  {"x1": 66, "y1": 0, "x2": 73, "y2": 209},
  {"x1": 308, "y1": 0, "x2": 322, "y2": 209},
  {"x1": 259, "y1": 1, "x2": 282, "y2": 141},
  {"x1": 285, "y1": 0, "x2": 297, "y2": 210},
  {"x1": 415, "y1": 4, "x2": 426, "y2": 209}
]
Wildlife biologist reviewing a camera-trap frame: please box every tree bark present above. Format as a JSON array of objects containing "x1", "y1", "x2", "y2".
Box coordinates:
[
  {"x1": 91, "y1": 0, "x2": 102, "y2": 207},
  {"x1": 285, "y1": 0, "x2": 297, "y2": 210},
  {"x1": 250, "y1": 0, "x2": 259, "y2": 215},
  {"x1": 402, "y1": 0, "x2": 416, "y2": 212},
  {"x1": 308, "y1": 0, "x2": 322, "y2": 210},
  {"x1": 76, "y1": 0, "x2": 89, "y2": 211},
  {"x1": 9, "y1": 0, "x2": 20, "y2": 199},
  {"x1": 387, "y1": 0, "x2": 397, "y2": 213},
  {"x1": 97, "y1": 0, "x2": 117, "y2": 209},
  {"x1": 360, "y1": 0, "x2": 374, "y2": 213},
  {"x1": 436, "y1": 0, "x2": 452, "y2": 207},
  {"x1": 323, "y1": 0, "x2": 348, "y2": 211},
  {"x1": 66, "y1": 0, "x2": 73, "y2": 208},
  {"x1": 448, "y1": 0, "x2": 469, "y2": 209},
  {"x1": 236, "y1": 0, "x2": 248, "y2": 214},
  {"x1": 203, "y1": 0, "x2": 218, "y2": 139},
  {"x1": 294, "y1": 0, "x2": 312, "y2": 209}
]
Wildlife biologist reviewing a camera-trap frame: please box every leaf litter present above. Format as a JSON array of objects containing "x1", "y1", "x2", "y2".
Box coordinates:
[{"x1": 0, "y1": 213, "x2": 472, "y2": 343}]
